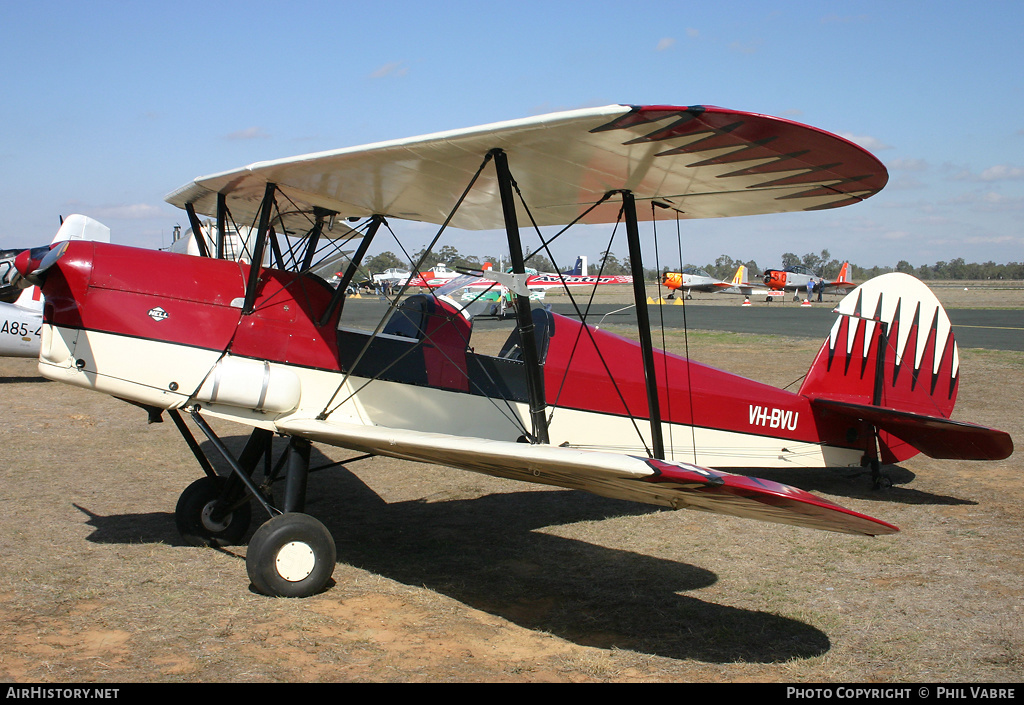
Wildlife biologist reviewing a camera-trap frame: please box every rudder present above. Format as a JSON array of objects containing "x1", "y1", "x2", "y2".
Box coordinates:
[{"x1": 799, "y1": 273, "x2": 961, "y2": 462}]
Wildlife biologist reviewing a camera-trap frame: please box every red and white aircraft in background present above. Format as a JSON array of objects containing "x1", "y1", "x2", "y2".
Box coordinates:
[
  {"x1": 762, "y1": 262, "x2": 857, "y2": 300},
  {"x1": 408, "y1": 256, "x2": 631, "y2": 292},
  {"x1": 16, "y1": 104, "x2": 1012, "y2": 597},
  {"x1": 404, "y1": 262, "x2": 459, "y2": 288}
]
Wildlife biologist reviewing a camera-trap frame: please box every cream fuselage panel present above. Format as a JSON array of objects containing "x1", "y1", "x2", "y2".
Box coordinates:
[{"x1": 40, "y1": 322, "x2": 858, "y2": 470}]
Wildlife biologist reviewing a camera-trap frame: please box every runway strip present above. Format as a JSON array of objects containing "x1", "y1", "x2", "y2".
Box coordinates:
[{"x1": 339, "y1": 299, "x2": 1024, "y2": 352}]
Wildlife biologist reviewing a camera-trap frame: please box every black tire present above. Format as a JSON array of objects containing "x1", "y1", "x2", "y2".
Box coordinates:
[
  {"x1": 246, "y1": 513, "x2": 336, "y2": 598},
  {"x1": 175, "y1": 476, "x2": 252, "y2": 547}
]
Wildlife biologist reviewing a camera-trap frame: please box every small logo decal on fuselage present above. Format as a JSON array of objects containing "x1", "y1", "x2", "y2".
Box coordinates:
[
  {"x1": 148, "y1": 307, "x2": 169, "y2": 322},
  {"x1": 748, "y1": 405, "x2": 798, "y2": 431}
]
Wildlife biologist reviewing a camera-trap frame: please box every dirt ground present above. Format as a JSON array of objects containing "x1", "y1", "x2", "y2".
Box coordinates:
[{"x1": 0, "y1": 284, "x2": 1021, "y2": 683}]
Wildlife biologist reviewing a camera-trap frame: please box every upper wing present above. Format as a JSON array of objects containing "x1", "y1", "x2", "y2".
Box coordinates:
[
  {"x1": 167, "y1": 104, "x2": 888, "y2": 234},
  {"x1": 276, "y1": 417, "x2": 898, "y2": 536}
]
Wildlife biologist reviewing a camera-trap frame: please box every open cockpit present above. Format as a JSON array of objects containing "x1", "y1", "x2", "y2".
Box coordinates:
[{"x1": 336, "y1": 292, "x2": 553, "y2": 402}]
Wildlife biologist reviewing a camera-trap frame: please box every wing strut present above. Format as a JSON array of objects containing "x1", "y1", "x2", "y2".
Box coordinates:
[
  {"x1": 320, "y1": 215, "x2": 384, "y2": 326},
  {"x1": 493, "y1": 149, "x2": 549, "y2": 444},
  {"x1": 216, "y1": 193, "x2": 228, "y2": 259},
  {"x1": 242, "y1": 182, "x2": 277, "y2": 315},
  {"x1": 184, "y1": 202, "x2": 211, "y2": 258},
  {"x1": 620, "y1": 190, "x2": 665, "y2": 459}
]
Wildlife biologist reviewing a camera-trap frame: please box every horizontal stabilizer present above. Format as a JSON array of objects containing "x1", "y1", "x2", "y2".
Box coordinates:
[
  {"x1": 277, "y1": 418, "x2": 898, "y2": 536},
  {"x1": 811, "y1": 398, "x2": 1013, "y2": 461}
]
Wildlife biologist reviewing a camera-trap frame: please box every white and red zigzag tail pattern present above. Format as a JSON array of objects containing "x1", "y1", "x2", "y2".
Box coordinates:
[{"x1": 800, "y1": 273, "x2": 959, "y2": 421}]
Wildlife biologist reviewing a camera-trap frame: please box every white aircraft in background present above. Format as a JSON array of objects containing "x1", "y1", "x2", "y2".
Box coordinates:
[
  {"x1": 660, "y1": 265, "x2": 737, "y2": 298},
  {"x1": 0, "y1": 215, "x2": 110, "y2": 358},
  {"x1": 371, "y1": 268, "x2": 412, "y2": 286},
  {"x1": 1, "y1": 247, "x2": 28, "y2": 303}
]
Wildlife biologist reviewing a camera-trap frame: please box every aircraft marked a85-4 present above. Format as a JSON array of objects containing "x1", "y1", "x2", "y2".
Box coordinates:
[{"x1": 14, "y1": 104, "x2": 1012, "y2": 598}]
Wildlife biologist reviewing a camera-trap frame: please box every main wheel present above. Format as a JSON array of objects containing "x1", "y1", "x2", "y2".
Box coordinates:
[
  {"x1": 246, "y1": 513, "x2": 336, "y2": 598},
  {"x1": 175, "y1": 476, "x2": 252, "y2": 547}
]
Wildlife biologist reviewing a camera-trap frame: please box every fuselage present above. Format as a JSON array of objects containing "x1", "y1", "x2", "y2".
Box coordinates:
[
  {"x1": 30, "y1": 241, "x2": 866, "y2": 469},
  {"x1": 763, "y1": 263, "x2": 853, "y2": 293},
  {"x1": 661, "y1": 268, "x2": 724, "y2": 294},
  {"x1": 0, "y1": 299, "x2": 42, "y2": 357}
]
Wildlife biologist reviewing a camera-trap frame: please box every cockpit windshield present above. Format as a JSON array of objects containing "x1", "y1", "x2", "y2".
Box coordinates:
[
  {"x1": 681, "y1": 266, "x2": 712, "y2": 278},
  {"x1": 434, "y1": 274, "x2": 508, "y2": 321}
]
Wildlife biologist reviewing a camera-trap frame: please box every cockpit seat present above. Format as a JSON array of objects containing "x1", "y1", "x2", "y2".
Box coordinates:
[{"x1": 498, "y1": 307, "x2": 554, "y2": 363}]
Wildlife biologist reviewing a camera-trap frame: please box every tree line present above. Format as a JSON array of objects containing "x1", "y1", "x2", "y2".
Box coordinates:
[
  {"x1": 698, "y1": 251, "x2": 1024, "y2": 282},
  {"x1": 358, "y1": 247, "x2": 1024, "y2": 283}
]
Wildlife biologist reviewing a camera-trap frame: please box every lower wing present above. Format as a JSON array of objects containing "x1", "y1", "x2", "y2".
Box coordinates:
[{"x1": 276, "y1": 418, "x2": 898, "y2": 536}]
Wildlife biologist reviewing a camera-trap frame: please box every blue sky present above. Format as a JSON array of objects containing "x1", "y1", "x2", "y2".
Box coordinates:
[{"x1": 2, "y1": 1, "x2": 1022, "y2": 272}]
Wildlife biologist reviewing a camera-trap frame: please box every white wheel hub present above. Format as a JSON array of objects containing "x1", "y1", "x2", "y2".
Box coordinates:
[
  {"x1": 275, "y1": 541, "x2": 316, "y2": 582},
  {"x1": 201, "y1": 501, "x2": 230, "y2": 532}
]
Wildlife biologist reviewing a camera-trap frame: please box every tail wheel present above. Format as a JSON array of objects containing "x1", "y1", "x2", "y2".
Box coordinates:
[
  {"x1": 175, "y1": 476, "x2": 252, "y2": 547},
  {"x1": 246, "y1": 513, "x2": 336, "y2": 598}
]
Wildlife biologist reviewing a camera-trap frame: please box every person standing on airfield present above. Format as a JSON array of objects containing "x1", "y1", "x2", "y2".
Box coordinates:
[
  {"x1": 807, "y1": 279, "x2": 814, "y2": 302},
  {"x1": 817, "y1": 278, "x2": 824, "y2": 302}
]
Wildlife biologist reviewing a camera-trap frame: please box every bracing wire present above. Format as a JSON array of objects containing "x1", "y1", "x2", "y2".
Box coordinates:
[
  {"x1": 650, "y1": 204, "x2": 675, "y2": 461},
  {"x1": 318, "y1": 151, "x2": 495, "y2": 419},
  {"x1": 672, "y1": 210, "x2": 699, "y2": 464}
]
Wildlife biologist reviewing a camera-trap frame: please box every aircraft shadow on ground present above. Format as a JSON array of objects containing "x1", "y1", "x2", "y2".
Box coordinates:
[
  {"x1": 729, "y1": 465, "x2": 976, "y2": 507},
  {"x1": 0, "y1": 375, "x2": 51, "y2": 384},
  {"x1": 74, "y1": 436, "x2": 833, "y2": 664}
]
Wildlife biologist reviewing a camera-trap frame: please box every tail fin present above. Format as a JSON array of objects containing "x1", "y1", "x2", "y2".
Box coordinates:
[
  {"x1": 11, "y1": 215, "x2": 111, "y2": 311},
  {"x1": 834, "y1": 261, "x2": 851, "y2": 284},
  {"x1": 562, "y1": 256, "x2": 586, "y2": 276},
  {"x1": 730, "y1": 265, "x2": 748, "y2": 286},
  {"x1": 799, "y1": 273, "x2": 1011, "y2": 462},
  {"x1": 49, "y1": 214, "x2": 111, "y2": 246},
  {"x1": 13, "y1": 282, "x2": 44, "y2": 310}
]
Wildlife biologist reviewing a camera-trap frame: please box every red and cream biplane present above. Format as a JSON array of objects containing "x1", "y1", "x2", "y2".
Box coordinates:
[{"x1": 16, "y1": 104, "x2": 1012, "y2": 597}]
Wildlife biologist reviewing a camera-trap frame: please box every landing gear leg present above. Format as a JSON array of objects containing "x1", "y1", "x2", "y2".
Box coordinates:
[
  {"x1": 863, "y1": 426, "x2": 891, "y2": 490},
  {"x1": 246, "y1": 512, "x2": 336, "y2": 598},
  {"x1": 178, "y1": 408, "x2": 337, "y2": 597},
  {"x1": 247, "y1": 437, "x2": 336, "y2": 597},
  {"x1": 170, "y1": 411, "x2": 271, "y2": 546},
  {"x1": 175, "y1": 475, "x2": 252, "y2": 546},
  {"x1": 870, "y1": 458, "x2": 892, "y2": 489}
]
